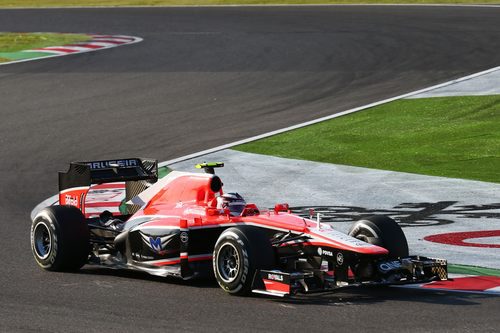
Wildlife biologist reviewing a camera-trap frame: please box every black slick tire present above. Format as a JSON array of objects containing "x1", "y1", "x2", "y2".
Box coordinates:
[
  {"x1": 30, "y1": 205, "x2": 90, "y2": 271},
  {"x1": 348, "y1": 215, "x2": 409, "y2": 259},
  {"x1": 213, "y1": 226, "x2": 275, "y2": 296}
]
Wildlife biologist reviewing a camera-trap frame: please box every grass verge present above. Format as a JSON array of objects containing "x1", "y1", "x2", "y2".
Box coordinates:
[
  {"x1": 0, "y1": 32, "x2": 90, "y2": 52},
  {"x1": 449, "y1": 264, "x2": 500, "y2": 277},
  {"x1": 0, "y1": 32, "x2": 91, "y2": 63},
  {"x1": 0, "y1": 0, "x2": 499, "y2": 8},
  {"x1": 158, "y1": 165, "x2": 172, "y2": 178},
  {"x1": 235, "y1": 95, "x2": 500, "y2": 183}
]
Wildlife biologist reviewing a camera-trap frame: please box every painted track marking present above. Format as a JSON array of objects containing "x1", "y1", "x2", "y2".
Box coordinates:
[
  {"x1": 0, "y1": 34, "x2": 142, "y2": 66},
  {"x1": 425, "y1": 230, "x2": 500, "y2": 248}
]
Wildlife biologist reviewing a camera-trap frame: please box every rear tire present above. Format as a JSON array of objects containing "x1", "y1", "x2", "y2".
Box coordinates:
[
  {"x1": 348, "y1": 215, "x2": 409, "y2": 259},
  {"x1": 31, "y1": 205, "x2": 90, "y2": 271},
  {"x1": 213, "y1": 226, "x2": 275, "y2": 296}
]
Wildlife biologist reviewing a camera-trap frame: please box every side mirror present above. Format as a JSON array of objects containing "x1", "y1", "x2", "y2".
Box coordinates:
[
  {"x1": 274, "y1": 203, "x2": 290, "y2": 214},
  {"x1": 241, "y1": 203, "x2": 260, "y2": 217}
]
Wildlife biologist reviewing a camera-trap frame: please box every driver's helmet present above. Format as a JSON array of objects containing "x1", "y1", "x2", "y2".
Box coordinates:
[{"x1": 217, "y1": 192, "x2": 246, "y2": 216}]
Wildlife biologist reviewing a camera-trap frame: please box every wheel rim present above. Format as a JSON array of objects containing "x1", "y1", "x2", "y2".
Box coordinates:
[
  {"x1": 217, "y1": 242, "x2": 240, "y2": 283},
  {"x1": 33, "y1": 222, "x2": 51, "y2": 260}
]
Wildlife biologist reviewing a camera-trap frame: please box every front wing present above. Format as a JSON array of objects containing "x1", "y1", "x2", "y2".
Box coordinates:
[{"x1": 252, "y1": 256, "x2": 448, "y2": 297}]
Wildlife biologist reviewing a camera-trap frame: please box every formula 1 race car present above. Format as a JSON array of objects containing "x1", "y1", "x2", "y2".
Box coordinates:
[{"x1": 31, "y1": 158, "x2": 447, "y2": 297}]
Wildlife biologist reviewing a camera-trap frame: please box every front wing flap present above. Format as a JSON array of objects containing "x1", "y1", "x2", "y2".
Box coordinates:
[{"x1": 252, "y1": 256, "x2": 447, "y2": 297}]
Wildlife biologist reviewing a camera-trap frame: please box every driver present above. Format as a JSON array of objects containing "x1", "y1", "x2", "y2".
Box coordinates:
[{"x1": 216, "y1": 192, "x2": 246, "y2": 216}]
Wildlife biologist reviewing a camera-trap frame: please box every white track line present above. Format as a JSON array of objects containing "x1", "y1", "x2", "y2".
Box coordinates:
[
  {"x1": 30, "y1": 64, "x2": 500, "y2": 219},
  {"x1": 76, "y1": 42, "x2": 121, "y2": 47},
  {"x1": 159, "y1": 65, "x2": 500, "y2": 167},
  {"x1": 35, "y1": 46, "x2": 92, "y2": 52}
]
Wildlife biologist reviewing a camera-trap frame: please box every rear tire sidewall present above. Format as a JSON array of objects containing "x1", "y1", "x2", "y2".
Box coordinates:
[
  {"x1": 30, "y1": 206, "x2": 90, "y2": 271},
  {"x1": 31, "y1": 214, "x2": 59, "y2": 270}
]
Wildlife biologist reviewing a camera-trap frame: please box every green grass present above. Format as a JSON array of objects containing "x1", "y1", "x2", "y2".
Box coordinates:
[
  {"x1": 0, "y1": 0, "x2": 499, "y2": 8},
  {"x1": 449, "y1": 264, "x2": 500, "y2": 277},
  {"x1": 0, "y1": 32, "x2": 90, "y2": 52},
  {"x1": 236, "y1": 95, "x2": 500, "y2": 183},
  {"x1": 158, "y1": 166, "x2": 172, "y2": 178}
]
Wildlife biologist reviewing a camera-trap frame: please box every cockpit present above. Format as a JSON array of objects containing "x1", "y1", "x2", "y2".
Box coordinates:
[{"x1": 216, "y1": 192, "x2": 247, "y2": 216}]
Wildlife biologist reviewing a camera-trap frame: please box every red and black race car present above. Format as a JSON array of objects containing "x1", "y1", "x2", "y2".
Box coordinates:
[{"x1": 31, "y1": 158, "x2": 447, "y2": 297}]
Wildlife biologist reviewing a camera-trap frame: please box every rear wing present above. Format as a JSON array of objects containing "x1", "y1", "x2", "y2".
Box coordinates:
[{"x1": 59, "y1": 158, "x2": 158, "y2": 215}]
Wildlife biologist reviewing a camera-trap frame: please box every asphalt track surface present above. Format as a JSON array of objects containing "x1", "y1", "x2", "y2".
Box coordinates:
[{"x1": 1, "y1": 5, "x2": 500, "y2": 332}]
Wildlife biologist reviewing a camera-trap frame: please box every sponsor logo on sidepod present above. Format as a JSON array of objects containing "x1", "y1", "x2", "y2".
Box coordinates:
[
  {"x1": 140, "y1": 233, "x2": 175, "y2": 255},
  {"x1": 149, "y1": 237, "x2": 163, "y2": 253}
]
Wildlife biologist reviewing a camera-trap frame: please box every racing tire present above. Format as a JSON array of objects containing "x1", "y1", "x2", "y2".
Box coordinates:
[
  {"x1": 213, "y1": 226, "x2": 275, "y2": 296},
  {"x1": 30, "y1": 205, "x2": 90, "y2": 271},
  {"x1": 348, "y1": 215, "x2": 409, "y2": 259}
]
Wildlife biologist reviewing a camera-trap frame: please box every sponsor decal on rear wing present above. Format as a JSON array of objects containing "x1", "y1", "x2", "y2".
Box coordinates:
[{"x1": 58, "y1": 158, "x2": 158, "y2": 214}]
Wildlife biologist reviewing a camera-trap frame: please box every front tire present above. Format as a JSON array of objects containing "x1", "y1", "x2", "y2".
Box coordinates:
[
  {"x1": 348, "y1": 215, "x2": 409, "y2": 259},
  {"x1": 213, "y1": 226, "x2": 275, "y2": 296},
  {"x1": 31, "y1": 205, "x2": 90, "y2": 271}
]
